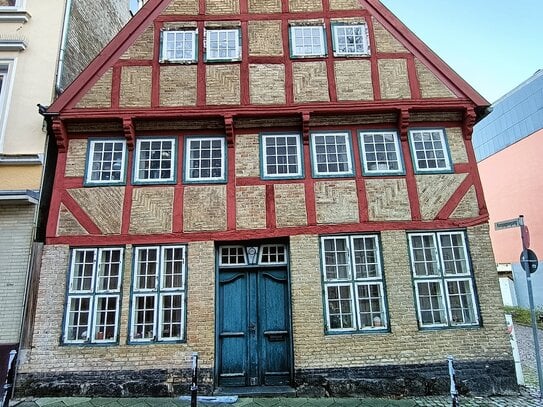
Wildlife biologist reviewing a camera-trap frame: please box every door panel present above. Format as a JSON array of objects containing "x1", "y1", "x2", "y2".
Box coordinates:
[{"x1": 217, "y1": 268, "x2": 291, "y2": 387}]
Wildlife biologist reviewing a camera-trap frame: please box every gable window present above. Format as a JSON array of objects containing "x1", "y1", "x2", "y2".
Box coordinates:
[
  {"x1": 332, "y1": 24, "x2": 370, "y2": 56},
  {"x1": 290, "y1": 25, "x2": 326, "y2": 58},
  {"x1": 408, "y1": 129, "x2": 452, "y2": 173},
  {"x1": 321, "y1": 235, "x2": 388, "y2": 333},
  {"x1": 184, "y1": 136, "x2": 226, "y2": 183},
  {"x1": 359, "y1": 131, "x2": 404, "y2": 175},
  {"x1": 310, "y1": 131, "x2": 354, "y2": 177},
  {"x1": 205, "y1": 28, "x2": 241, "y2": 61},
  {"x1": 134, "y1": 137, "x2": 176, "y2": 184},
  {"x1": 260, "y1": 133, "x2": 303, "y2": 179},
  {"x1": 85, "y1": 139, "x2": 127, "y2": 185},
  {"x1": 63, "y1": 248, "x2": 124, "y2": 344},
  {"x1": 408, "y1": 231, "x2": 479, "y2": 328},
  {"x1": 161, "y1": 30, "x2": 197, "y2": 63},
  {"x1": 130, "y1": 245, "x2": 186, "y2": 342}
]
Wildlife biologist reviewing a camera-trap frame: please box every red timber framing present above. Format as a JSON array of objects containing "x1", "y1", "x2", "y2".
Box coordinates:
[{"x1": 44, "y1": 0, "x2": 490, "y2": 247}]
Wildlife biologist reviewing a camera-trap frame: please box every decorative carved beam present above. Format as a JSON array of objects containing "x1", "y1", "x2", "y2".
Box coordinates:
[
  {"x1": 398, "y1": 108, "x2": 410, "y2": 141},
  {"x1": 463, "y1": 107, "x2": 476, "y2": 140},
  {"x1": 302, "y1": 111, "x2": 310, "y2": 145},
  {"x1": 52, "y1": 119, "x2": 68, "y2": 152},
  {"x1": 123, "y1": 117, "x2": 135, "y2": 151},
  {"x1": 224, "y1": 115, "x2": 234, "y2": 147}
]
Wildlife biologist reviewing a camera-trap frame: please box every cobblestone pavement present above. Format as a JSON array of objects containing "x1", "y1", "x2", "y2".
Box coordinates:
[{"x1": 9, "y1": 393, "x2": 543, "y2": 407}]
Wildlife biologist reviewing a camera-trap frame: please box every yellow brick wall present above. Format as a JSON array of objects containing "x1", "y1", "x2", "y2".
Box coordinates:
[
  {"x1": 65, "y1": 139, "x2": 87, "y2": 178},
  {"x1": 314, "y1": 180, "x2": 359, "y2": 224},
  {"x1": 183, "y1": 185, "x2": 227, "y2": 232},
  {"x1": 120, "y1": 66, "x2": 152, "y2": 108},
  {"x1": 68, "y1": 187, "x2": 124, "y2": 235},
  {"x1": 329, "y1": 0, "x2": 362, "y2": 10},
  {"x1": 248, "y1": 21, "x2": 283, "y2": 56},
  {"x1": 366, "y1": 178, "x2": 411, "y2": 221},
  {"x1": 289, "y1": 0, "x2": 322, "y2": 12},
  {"x1": 121, "y1": 26, "x2": 154, "y2": 60},
  {"x1": 129, "y1": 187, "x2": 174, "y2": 234},
  {"x1": 205, "y1": 0, "x2": 239, "y2": 15},
  {"x1": 248, "y1": 0, "x2": 281, "y2": 13},
  {"x1": 162, "y1": 0, "x2": 199, "y2": 15},
  {"x1": 372, "y1": 18, "x2": 407, "y2": 53},
  {"x1": 416, "y1": 174, "x2": 467, "y2": 221},
  {"x1": 160, "y1": 65, "x2": 198, "y2": 107},
  {"x1": 334, "y1": 60, "x2": 374, "y2": 101},
  {"x1": 415, "y1": 59, "x2": 456, "y2": 99},
  {"x1": 293, "y1": 61, "x2": 330, "y2": 103},
  {"x1": 57, "y1": 204, "x2": 89, "y2": 236},
  {"x1": 235, "y1": 133, "x2": 260, "y2": 178},
  {"x1": 274, "y1": 183, "x2": 308, "y2": 227},
  {"x1": 236, "y1": 185, "x2": 267, "y2": 229},
  {"x1": 76, "y1": 69, "x2": 112, "y2": 109},
  {"x1": 249, "y1": 64, "x2": 286, "y2": 105},
  {"x1": 451, "y1": 186, "x2": 480, "y2": 219},
  {"x1": 446, "y1": 127, "x2": 469, "y2": 164},
  {"x1": 206, "y1": 65, "x2": 241, "y2": 105},
  {"x1": 378, "y1": 59, "x2": 411, "y2": 99}
]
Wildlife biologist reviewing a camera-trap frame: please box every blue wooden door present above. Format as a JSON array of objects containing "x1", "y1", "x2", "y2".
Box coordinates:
[{"x1": 218, "y1": 268, "x2": 291, "y2": 387}]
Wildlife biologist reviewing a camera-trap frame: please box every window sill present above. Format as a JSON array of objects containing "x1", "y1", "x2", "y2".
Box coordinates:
[{"x1": 0, "y1": 9, "x2": 31, "y2": 23}]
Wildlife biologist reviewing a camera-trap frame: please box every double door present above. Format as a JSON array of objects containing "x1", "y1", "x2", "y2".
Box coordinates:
[{"x1": 217, "y1": 268, "x2": 292, "y2": 387}]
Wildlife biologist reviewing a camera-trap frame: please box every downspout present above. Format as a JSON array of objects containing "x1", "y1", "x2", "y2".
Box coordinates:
[{"x1": 55, "y1": 0, "x2": 74, "y2": 94}]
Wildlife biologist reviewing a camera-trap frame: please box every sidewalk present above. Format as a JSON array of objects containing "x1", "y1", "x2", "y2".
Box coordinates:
[{"x1": 9, "y1": 392, "x2": 543, "y2": 407}]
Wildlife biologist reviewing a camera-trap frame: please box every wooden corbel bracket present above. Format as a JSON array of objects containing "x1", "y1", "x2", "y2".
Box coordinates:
[
  {"x1": 224, "y1": 115, "x2": 234, "y2": 147},
  {"x1": 123, "y1": 117, "x2": 135, "y2": 151},
  {"x1": 52, "y1": 119, "x2": 68, "y2": 153},
  {"x1": 302, "y1": 111, "x2": 310, "y2": 145},
  {"x1": 463, "y1": 108, "x2": 476, "y2": 140},
  {"x1": 398, "y1": 108, "x2": 410, "y2": 141}
]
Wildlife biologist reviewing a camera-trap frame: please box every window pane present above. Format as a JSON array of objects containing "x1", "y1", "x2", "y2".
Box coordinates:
[
  {"x1": 71, "y1": 249, "x2": 95, "y2": 291},
  {"x1": 88, "y1": 141, "x2": 125, "y2": 183},
  {"x1": 439, "y1": 233, "x2": 469, "y2": 275},
  {"x1": 136, "y1": 139, "x2": 175, "y2": 182},
  {"x1": 410, "y1": 130, "x2": 451, "y2": 171},
  {"x1": 311, "y1": 133, "x2": 352, "y2": 176},
  {"x1": 356, "y1": 283, "x2": 385, "y2": 329},
  {"x1": 162, "y1": 247, "x2": 184, "y2": 289},
  {"x1": 187, "y1": 138, "x2": 224, "y2": 180},
  {"x1": 66, "y1": 297, "x2": 91, "y2": 341},
  {"x1": 447, "y1": 279, "x2": 477, "y2": 325},
  {"x1": 410, "y1": 235, "x2": 440, "y2": 276},
  {"x1": 416, "y1": 281, "x2": 446, "y2": 326},
  {"x1": 323, "y1": 238, "x2": 350, "y2": 280},
  {"x1": 135, "y1": 248, "x2": 158, "y2": 290},
  {"x1": 93, "y1": 296, "x2": 118, "y2": 341},
  {"x1": 160, "y1": 294, "x2": 183, "y2": 339},
  {"x1": 352, "y1": 236, "x2": 380, "y2": 279},
  {"x1": 263, "y1": 135, "x2": 301, "y2": 178},
  {"x1": 133, "y1": 295, "x2": 156, "y2": 340},
  {"x1": 334, "y1": 24, "x2": 368, "y2": 55},
  {"x1": 327, "y1": 285, "x2": 353, "y2": 329},
  {"x1": 96, "y1": 249, "x2": 122, "y2": 291},
  {"x1": 361, "y1": 131, "x2": 402, "y2": 173},
  {"x1": 291, "y1": 26, "x2": 324, "y2": 56},
  {"x1": 207, "y1": 29, "x2": 239, "y2": 60}
]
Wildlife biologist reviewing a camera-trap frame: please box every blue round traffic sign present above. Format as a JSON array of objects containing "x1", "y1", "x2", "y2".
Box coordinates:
[{"x1": 520, "y1": 249, "x2": 539, "y2": 273}]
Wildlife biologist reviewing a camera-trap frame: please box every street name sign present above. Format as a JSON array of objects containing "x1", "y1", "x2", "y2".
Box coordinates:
[{"x1": 495, "y1": 218, "x2": 522, "y2": 231}]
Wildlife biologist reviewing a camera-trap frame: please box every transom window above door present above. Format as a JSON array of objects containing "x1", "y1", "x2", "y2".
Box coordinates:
[{"x1": 219, "y1": 244, "x2": 288, "y2": 267}]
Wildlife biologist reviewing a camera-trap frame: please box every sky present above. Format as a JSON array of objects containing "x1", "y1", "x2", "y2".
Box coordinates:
[{"x1": 128, "y1": 0, "x2": 542, "y2": 104}]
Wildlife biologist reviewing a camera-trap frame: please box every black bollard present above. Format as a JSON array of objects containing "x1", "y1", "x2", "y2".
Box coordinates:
[
  {"x1": 191, "y1": 352, "x2": 199, "y2": 407},
  {"x1": 447, "y1": 356, "x2": 459, "y2": 407},
  {"x1": 1, "y1": 350, "x2": 17, "y2": 407}
]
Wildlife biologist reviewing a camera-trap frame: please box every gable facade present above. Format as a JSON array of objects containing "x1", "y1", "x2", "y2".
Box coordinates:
[{"x1": 16, "y1": 0, "x2": 516, "y2": 398}]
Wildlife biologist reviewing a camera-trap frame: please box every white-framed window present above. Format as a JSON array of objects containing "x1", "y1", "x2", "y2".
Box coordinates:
[
  {"x1": 321, "y1": 235, "x2": 388, "y2": 333},
  {"x1": 0, "y1": 61, "x2": 15, "y2": 151},
  {"x1": 63, "y1": 248, "x2": 124, "y2": 344},
  {"x1": 332, "y1": 23, "x2": 370, "y2": 56},
  {"x1": 359, "y1": 130, "x2": 404, "y2": 175},
  {"x1": 184, "y1": 136, "x2": 226, "y2": 182},
  {"x1": 259, "y1": 244, "x2": 287, "y2": 265},
  {"x1": 133, "y1": 137, "x2": 176, "y2": 183},
  {"x1": 160, "y1": 29, "x2": 197, "y2": 63},
  {"x1": 219, "y1": 246, "x2": 247, "y2": 266},
  {"x1": 205, "y1": 28, "x2": 241, "y2": 61},
  {"x1": 408, "y1": 231, "x2": 479, "y2": 328},
  {"x1": 260, "y1": 133, "x2": 303, "y2": 179},
  {"x1": 85, "y1": 139, "x2": 127, "y2": 185},
  {"x1": 310, "y1": 131, "x2": 354, "y2": 177},
  {"x1": 408, "y1": 129, "x2": 452, "y2": 173},
  {"x1": 130, "y1": 245, "x2": 186, "y2": 342},
  {"x1": 290, "y1": 25, "x2": 326, "y2": 57}
]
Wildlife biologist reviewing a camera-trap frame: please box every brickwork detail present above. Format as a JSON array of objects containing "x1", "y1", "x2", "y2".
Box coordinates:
[
  {"x1": 274, "y1": 183, "x2": 307, "y2": 227},
  {"x1": 372, "y1": 18, "x2": 407, "y2": 53},
  {"x1": 415, "y1": 59, "x2": 456, "y2": 99},
  {"x1": 206, "y1": 0, "x2": 239, "y2": 15},
  {"x1": 446, "y1": 127, "x2": 469, "y2": 163},
  {"x1": 329, "y1": 0, "x2": 362, "y2": 10},
  {"x1": 76, "y1": 69, "x2": 112, "y2": 109},
  {"x1": 57, "y1": 204, "x2": 89, "y2": 236},
  {"x1": 248, "y1": 21, "x2": 283, "y2": 56},
  {"x1": 162, "y1": 0, "x2": 199, "y2": 15},
  {"x1": 289, "y1": 0, "x2": 322, "y2": 12},
  {"x1": 68, "y1": 187, "x2": 124, "y2": 235},
  {"x1": 378, "y1": 59, "x2": 411, "y2": 99},
  {"x1": 334, "y1": 60, "x2": 373, "y2": 101},
  {"x1": 129, "y1": 187, "x2": 174, "y2": 234},
  {"x1": 183, "y1": 185, "x2": 227, "y2": 232},
  {"x1": 236, "y1": 185, "x2": 267, "y2": 230},
  {"x1": 120, "y1": 66, "x2": 152, "y2": 108},
  {"x1": 366, "y1": 179, "x2": 411, "y2": 221},
  {"x1": 0, "y1": 205, "x2": 35, "y2": 342},
  {"x1": 64, "y1": 139, "x2": 87, "y2": 178},
  {"x1": 314, "y1": 180, "x2": 359, "y2": 224},
  {"x1": 416, "y1": 174, "x2": 467, "y2": 220},
  {"x1": 121, "y1": 26, "x2": 154, "y2": 60},
  {"x1": 235, "y1": 134, "x2": 260, "y2": 178},
  {"x1": 248, "y1": 0, "x2": 281, "y2": 13},
  {"x1": 206, "y1": 65, "x2": 240, "y2": 105},
  {"x1": 293, "y1": 61, "x2": 330, "y2": 103},
  {"x1": 160, "y1": 65, "x2": 198, "y2": 106},
  {"x1": 451, "y1": 186, "x2": 480, "y2": 219},
  {"x1": 249, "y1": 64, "x2": 286, "y2": 105}
]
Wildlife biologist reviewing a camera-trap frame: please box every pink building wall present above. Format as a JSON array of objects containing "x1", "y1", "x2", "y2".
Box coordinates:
[{"x1": 478, "y1": 129, "x2": 543, "y2": 263}]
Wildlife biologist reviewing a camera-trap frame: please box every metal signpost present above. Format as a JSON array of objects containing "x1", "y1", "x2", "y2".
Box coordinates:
[{"x1": 495, "y1": 215, "x2": 543, "y2": 398}]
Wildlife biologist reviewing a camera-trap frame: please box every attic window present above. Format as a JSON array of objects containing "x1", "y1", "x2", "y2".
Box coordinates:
[
  {"x1": 289, "y1": 25, "x2": 327, "y2": 58},
  {"x1": 160, "y1": 29, "x2": 197, "y2": 63},
  {"x1": 205, "y1": 28, "x2": 241, "y2": 62},
  {"x1": 332, "y1": 23, "x2": 370, "y2": 57}
]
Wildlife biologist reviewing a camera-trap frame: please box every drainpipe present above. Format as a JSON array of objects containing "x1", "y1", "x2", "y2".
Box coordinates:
[{"x1": 55, "y1": 0, "x2": 74, "y2": 94}]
